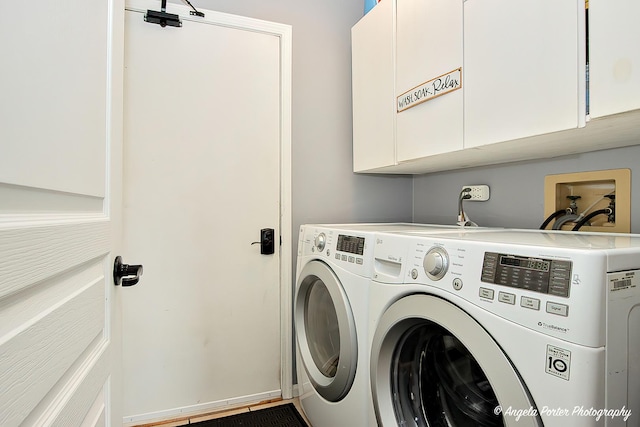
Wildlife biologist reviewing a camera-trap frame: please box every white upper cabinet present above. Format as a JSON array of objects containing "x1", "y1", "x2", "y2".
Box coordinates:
[
  {"x1": 463, "y1": 0, "x2": 584, "y2": 149},
  {"x1": 588, "y1": 0, "x2": 640, "y2": 118},
  {"x1": 351, "y1": 0, "x2": 396, "y2": 172},
  {"x1": 395, "y1": 0, "x2": 463, "y2": 161},
  {"x1": 351, "y1": 0, "x2": 640, "y2": 174}
]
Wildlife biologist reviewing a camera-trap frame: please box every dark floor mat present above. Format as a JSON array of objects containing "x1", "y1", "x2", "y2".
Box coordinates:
[{"x1": 190, "y1": 403, "x2": 309, "y2": 427}]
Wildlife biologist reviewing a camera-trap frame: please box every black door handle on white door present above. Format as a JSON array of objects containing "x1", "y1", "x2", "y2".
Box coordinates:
[
  {"x1": 251, "y1": 228, "x2": 275, "y2": 255},
  {"x1": 113, "y1": 256, "x2": 144, "y2": 287}
]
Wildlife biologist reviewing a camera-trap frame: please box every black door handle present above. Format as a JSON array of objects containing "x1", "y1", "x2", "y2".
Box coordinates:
[
  {"x1": 113, "y1": 256, "x2": 143, "y2": 287},
  {"x1": 251, "y1": 228, "x2": 275, "y2": 255}
]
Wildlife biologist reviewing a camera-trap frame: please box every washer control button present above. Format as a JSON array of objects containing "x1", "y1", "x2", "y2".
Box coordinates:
[
  {"x1": 521, "y1": 296, "x2": 541, "y2": 311},
  {"x1": 546, "y1": 302, "x2": 569, "y2": 317},
  {"x1": 498, "y1": 292, "x2": 516, "y2": 305},
  {"x1": 479, "y1": 287, "x2": 495, "y2": 300},
  {"x1": 411, "y1": 269, "x2": 419, "y2": 280},
  {"x1": 423, "y1": 247, "x2": 449, "y2": 280},
  {"x1": 315, "y1": 233, "x2": 326, "y2": 252},
  {"x1": 356, "y1": 258, "x2": 363, "y2": 265},
  {"x1": 452, "y1": 278, "x2": 463, "y2": 290}
]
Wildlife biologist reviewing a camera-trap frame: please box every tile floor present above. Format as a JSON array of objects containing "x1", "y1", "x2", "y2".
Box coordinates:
[{"x1": 136, "y1": 398, "x2": 311, "y2": 427}]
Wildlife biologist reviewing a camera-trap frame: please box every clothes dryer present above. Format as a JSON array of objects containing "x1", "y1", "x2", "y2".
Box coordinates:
[
  {"x1": 369, "y1": 229, "x2": 640, "y2": 427},
  {"x1": 294, "y1": 223, "x2": 465, "y2": 427}
]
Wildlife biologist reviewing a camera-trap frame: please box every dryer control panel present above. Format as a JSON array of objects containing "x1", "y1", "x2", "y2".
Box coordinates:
[
  {"x1": 336, "y1": 234, "x2": 365, "y2": 255},
  {"x1": 481, "y1": 252, "x2": 572, "y2": 298},
  {"x1": 299, "y1": 226, "x2": 375, "y2": 278}
]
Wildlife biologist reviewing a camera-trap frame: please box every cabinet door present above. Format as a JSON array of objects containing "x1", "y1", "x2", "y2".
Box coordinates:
[
  {"x1": 589, "y1": 0, "x2": 640, "y2": 118},
  {"x1": 396, "y1": 0, "x2": 463, "y2": 161},
  {"x1": 464, "y1": 0, "x2": 584, "y2": 149},
  {"x1": 352, "y1": 0, "x2": 396, "y2": 172}
]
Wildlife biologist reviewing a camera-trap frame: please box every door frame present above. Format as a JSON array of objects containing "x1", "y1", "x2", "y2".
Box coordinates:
[
  {"x1": 124, "y1": 0, "x2": 293, "y2": 400},
  {"x1": 109, "y1": 0, "x2": 125, "y2": 423}
]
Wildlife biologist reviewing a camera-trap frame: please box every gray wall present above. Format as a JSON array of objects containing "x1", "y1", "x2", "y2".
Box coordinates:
[
  {"x1": 172, "y1": 0, "x2": 414, "y2": 252},
  {"x1": 413, "y1": 144, "x2": 640, "y2": 232}
]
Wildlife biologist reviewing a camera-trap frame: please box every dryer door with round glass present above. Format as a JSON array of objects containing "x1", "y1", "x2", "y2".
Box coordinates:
[
  {"x1": 295, "y1": 260, "x2": 358, "y2": 402},
  {"x1": 371, "y1": 295, "x2": 542, "y2": 427}
]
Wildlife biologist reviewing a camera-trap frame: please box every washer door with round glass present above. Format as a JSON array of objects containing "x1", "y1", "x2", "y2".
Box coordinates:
[
  {"x1": 295, "y1": 260, "x2": 358, "y2": 402},
  {"x1": 371, "y1": 295, "x2": 542, "y2": 427}
]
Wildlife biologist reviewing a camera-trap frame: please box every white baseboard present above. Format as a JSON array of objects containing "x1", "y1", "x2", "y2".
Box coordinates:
[{"x1": 122, "y1": 389, "x2": 282, "y2": 426}]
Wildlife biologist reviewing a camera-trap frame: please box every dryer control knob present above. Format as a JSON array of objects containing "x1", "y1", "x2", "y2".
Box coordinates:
[
  {"x1": 315, "y1": 233, "x2": 326, "y2": 252},
  {"x1": 423, "y1": 247, "x2": 449, "y2": 281}
]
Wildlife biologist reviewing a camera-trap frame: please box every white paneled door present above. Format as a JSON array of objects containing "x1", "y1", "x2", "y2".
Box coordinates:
[
  {"x1": 0, "y1": 0, "x2": 124, "y2": 426},
  {"x1": 121, "y1": 2, "x2": 291, "y2": 424}
]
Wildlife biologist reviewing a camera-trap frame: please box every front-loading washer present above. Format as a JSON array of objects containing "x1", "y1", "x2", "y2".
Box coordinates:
[
  {"x1": 294, "y1": 223, "x2": 468, "y2": 427},
  {"x1": 369, "y1": 229, "x2": 640, "y2": 426}
]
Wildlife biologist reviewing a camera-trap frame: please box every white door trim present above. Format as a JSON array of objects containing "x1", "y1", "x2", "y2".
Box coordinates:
[
  {"x1": 124, "y1": 0, "x2": 293, "y2": 400},
  {"x1": 107, "y1": 0, "x2": 125, "y2": 423}
]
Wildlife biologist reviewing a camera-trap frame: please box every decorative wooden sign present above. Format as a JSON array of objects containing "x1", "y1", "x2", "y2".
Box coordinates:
[{"x1": 397, "y1": 68, "x2": 462, "y2": 112}]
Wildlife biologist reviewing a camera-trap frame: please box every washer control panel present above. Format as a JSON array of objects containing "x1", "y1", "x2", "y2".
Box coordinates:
[
  {"x1": 481, "y1": 252, "x2": 572, "y2": 297},
  {"x1": 374, "y1": 230, "x2": 637, "y2": 348}
]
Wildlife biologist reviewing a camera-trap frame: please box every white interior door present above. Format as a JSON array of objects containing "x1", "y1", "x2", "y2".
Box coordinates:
[
  {"x1": 0, "y1": 0, "x2": 124, "y2": 426},
  {"x1": 122, "y1": 2, "x2": 291, "y2": 424}
]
